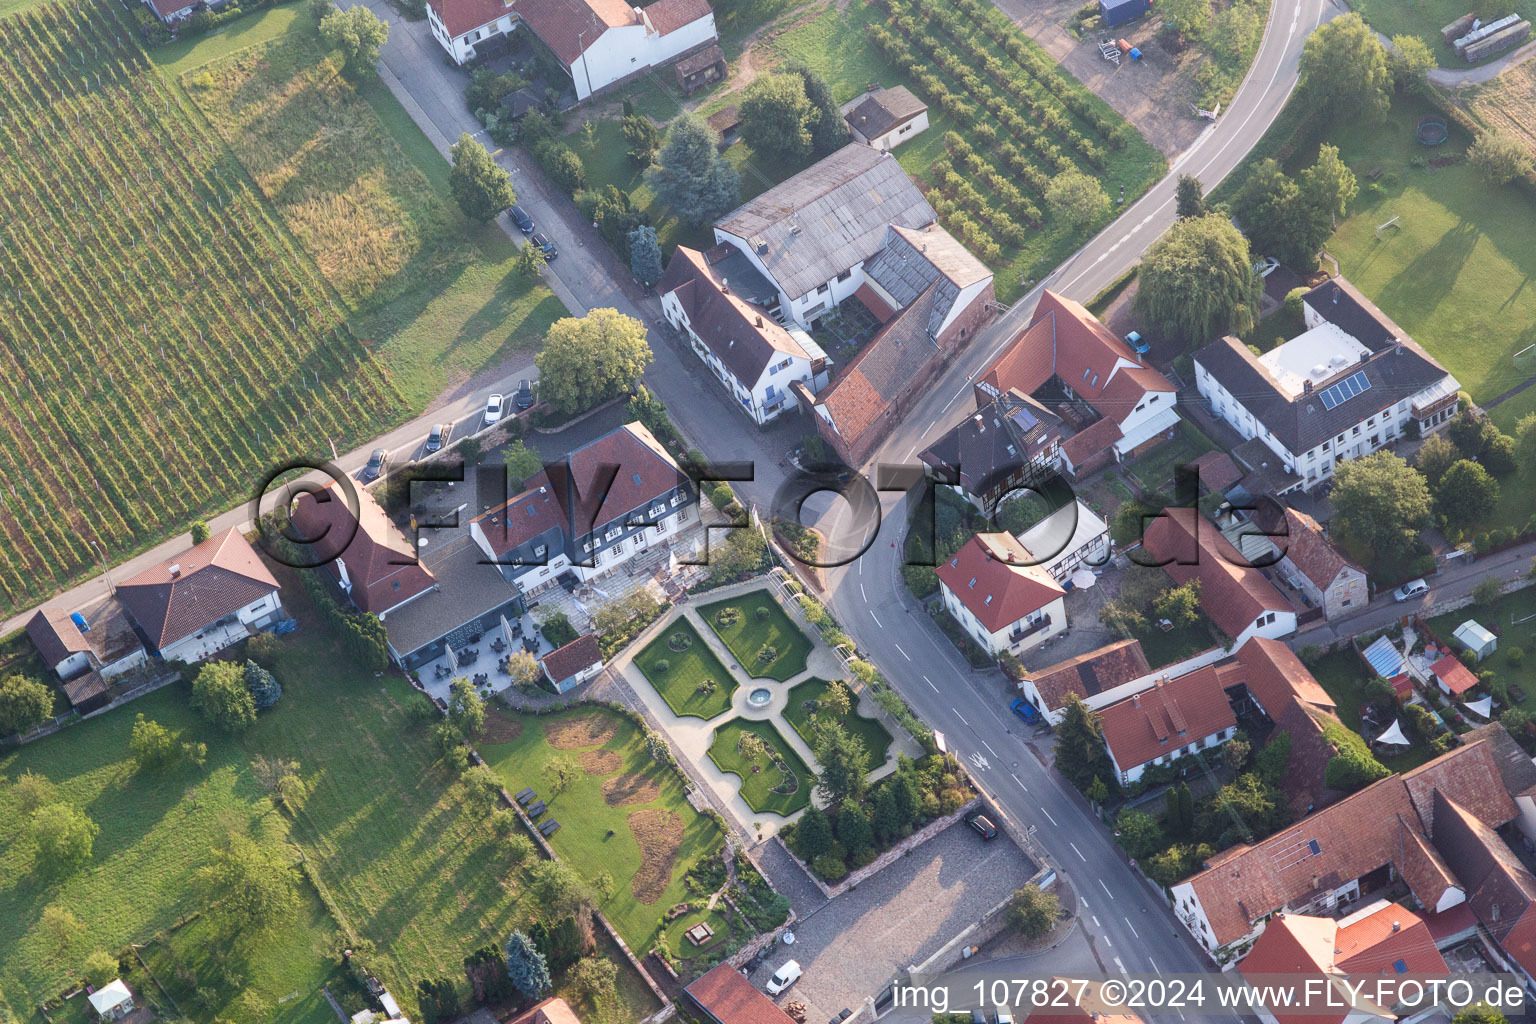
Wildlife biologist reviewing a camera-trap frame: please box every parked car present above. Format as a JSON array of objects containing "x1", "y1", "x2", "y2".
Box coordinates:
[
  {"x1": 1254, "y1": 256, "x2": 1281, "y2": 277},
  {"x1": 967, "y1": 812, "x2": 998, "y2": 840},
  {"x1": 1009, "y1": 697, "x2": 1042, "y2": 726},
  {"x1": 509, "y1": 204, "x2": 534, "y2": 234},
  {"x1": 532, "y1": 233, "x2": 558, "y2": 260},
  {"x1": 425, "y1": 423, "x2": 449, "y2": 453},
  {"x1": 515, "y1": 379, "x2": 535, "y2": 410},
  {"x1": 483, "y1": 393, "x2": 504, "y2": 428},
  {"x1": 1125, "y1": 330, "x2": 1150, "y2": 355},
  {"x1": 362, "y1": 448, "x2": 388, "y2": 481},
  {"x1": 765, "y1": 960, "x2": 802, "y2": 995},
  {"x1": 1393, "y1": 578, "x2": 1430, "y2": 602}
]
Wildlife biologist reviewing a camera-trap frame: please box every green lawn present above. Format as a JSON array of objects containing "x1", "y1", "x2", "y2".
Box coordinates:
[
  {"x1": 706, "y1": 720, "x2": 812, "y2": 816},
  {"x1": 782, "y1": 678, "x2": 894, "y2": 766},
  {"x1": 1241, "y1": 302, "x2": 1305, "y2": 354},
  {"x1": 479, "y1": 706, "x2": 725, "y2": 953},
  {"x1": 1124, "y1": 422, "x2": 1222, "y2": 496},
  {"x1": 185, "y1": 14, "x2": 563, "y2": 410},
  {"x1": 1302, "y1": 97, "x2": 1536, "y2": 408},
  {"x1": 1131, "y1": 616, "x2": 1224, "y2": 671},
  {"x1": 633, "y1": 618, "x2": 740, "y2": 719},
  {"x1": 1426, "y1": 589, "x2": 1536, "y2": 707},
  {"x1": 698, "y1": 591, "x2": 814, "y2": 681},
  {"x1": 1345, "y1": 0, "x2": 1536, "y2": 66},
  {"x1": 662, "y1": 906, "x2": 736, "y2": 961},
  {"x1": 0, "y1": 689, "x2": 295, "y2": 1024},
  {"x1": 1308, "y1": 648, "x2": 1438, "y2": 772}
]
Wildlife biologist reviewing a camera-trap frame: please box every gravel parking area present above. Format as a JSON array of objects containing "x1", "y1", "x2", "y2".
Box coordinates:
[{"x1": 745, "y1": 825, "x2": 1039, "y2": 1022}]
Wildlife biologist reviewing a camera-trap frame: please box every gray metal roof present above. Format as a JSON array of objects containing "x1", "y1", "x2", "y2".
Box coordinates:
[
  {"x1": 844, "y1": 86, "x2": 927, "y2": 139},
  {"x1": 864, "y1": 223, "x2": 988, "y2": 336},
  {"x1": 381, "y1": 536, "x2": 521, "y2": 657},
  {"x1": 714, "y1": 143, "x2": 934, "y2": 301}
]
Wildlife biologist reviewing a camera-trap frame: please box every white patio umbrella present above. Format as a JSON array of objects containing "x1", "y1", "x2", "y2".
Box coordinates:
[{"x1": 1070, "y1": 568, "x2": 1098, "y2": 589}]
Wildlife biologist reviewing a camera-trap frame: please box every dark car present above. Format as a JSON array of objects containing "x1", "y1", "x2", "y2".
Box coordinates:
[
  {"x1": 532, "y1": 233, "x2": 558, "y2": 260},
  {"x1": 362, "y1": 447, "x2": 388, "y2": 481},
  {"x1": 1010, "y1": 697, "x2": 1042, "y2": 726},
  {"x1": 509, "y1": 204, "x2": 534, "y2": 234},
  {"x1": 967, "y1": 812, "x2": 998, "y2": 840},
  {"x1": 515, "y1": 379, "x2": 535, "y2": 410},
  {"x1": 425, "y1": 422, "x2": 449, "y2": 453}
]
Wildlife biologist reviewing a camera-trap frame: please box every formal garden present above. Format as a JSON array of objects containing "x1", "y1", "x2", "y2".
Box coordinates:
[
  {"x1": 706, "y1": 719, "x2": 814, "y2": 817},
  {"x1": 783, "y1": 678, "x2": 894, "y2": 766},
  {"x1": 699, "y1": 591, "x2": 814, "y2": 681},
  {"x1": 632, "y1": 619, "x2": 739, "y2": 719}
]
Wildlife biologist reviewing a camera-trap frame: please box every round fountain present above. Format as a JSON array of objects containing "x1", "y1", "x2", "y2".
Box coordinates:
[{"x1": 747, "y1": 687, "x2": 772, "y2": 708}]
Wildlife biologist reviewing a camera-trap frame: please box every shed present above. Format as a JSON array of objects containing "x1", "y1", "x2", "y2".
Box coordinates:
[
  {"x1": 1453, "y1": 619, "x2": 1497, "y2": 661},
  {"x1": 88, "y1": 980, "x2": 134, "y2": 1022},
  {"x1": 675, "y1": 43, "x2": 726, "y2": 95},
  {"x1": 1430, "y1": 653, "x2": 1479, "y2": 697},
  {"x1": 844, "y1": 86, "x2": 929, "y2": 151},
  {"x1": 1099, "y1": 0, "x2": 1150, "y2": 28}
]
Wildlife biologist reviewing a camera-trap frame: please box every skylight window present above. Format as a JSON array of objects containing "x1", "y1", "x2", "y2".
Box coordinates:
[
  {"x1": 968, "y1": 578, "x2": 977, "y2": 588},
  {"x1": 1307, "y1": 839, "x2": 1321, "y2": 856},
  {"x1": 632, "y1": 472, "x2": 643, "y2": 485},
  {"x1": 1318, "y1": 371, "x2": 1372, "y2": 411},
  {"x1": 1392, "y1": 960, "x2": 1408, "y2": 974}
]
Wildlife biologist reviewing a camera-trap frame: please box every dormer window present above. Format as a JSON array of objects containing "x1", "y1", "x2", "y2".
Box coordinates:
[
  {"x1": 968, "y1": 578, "x2": 977, "y2": 588},
  {"x1": 670, "y1": 493, "x2": 685, "y2": 506},
  {"x1": 533, "y1": 544, "x2": 546, "y2": 558}
]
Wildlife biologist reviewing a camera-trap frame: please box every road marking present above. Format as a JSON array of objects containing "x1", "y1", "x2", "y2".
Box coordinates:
[
  {"x1": 924, "y1": 674, "x2": 939, "y2": 692},
  {"x1": 982, "y1": 739, "x2": 998, "y2": 756},
  {"x1": 952, "y1": 707, "x2": 969, "y2": 725},
  {"x1": 1010, "y1": 772, "x2": 1028, "y2": 791},
  {"x1": 1125, "y1": 917, "x2": 1139, "y2": 938},
  {"x1": 969, "y1": 752, "x2": 991, "y2": 771},
  {"x1": 1080, "y1": 897, "x2": 1089, "y2": 908},
  {"x1": 860, "y1": 583, "x2": 867, "y2": 601},
  {"x1": 1113, "y1": 956, "x2": 1126, "y2": 975},
  {"x1": 1104, "y1": 935, "x2": 1113, "y2": 948},
  {"x1": 1148, "y1": 956, "x2": 1160, "y2": 972},
  {"x1": 894, "y1": 643, "x2": 911, "y2": 661},
  {"x1": 870, "y1": 610, "x2": 883, "y2": 628},
  {"x1": 1070, "y1": 842, "x2": 1086, "y2": 862},
  {"x1": 1098, "y1": 879, "x2": 1114, "y2": 899},
  {"x1": 1092, "y1": 915, "x2": 1101, "y2": 927},
  {"x1": 858, "y1": 559, "x2": 863, "y2": 575},
  {"x1": 1042, "y1": 806, "x2": 1058, "y2": 826}
]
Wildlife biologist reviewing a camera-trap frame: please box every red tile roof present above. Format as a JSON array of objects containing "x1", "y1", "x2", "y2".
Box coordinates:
[
  {"x1": 509, "y1": 997, "x2": 583, "y2": 1024},
  {"x1": 541, "y1": 634, "x2": 602, "y2": 683},
  {"x1": 115, "y1": 528, "x2": 279, "y2": 648},
  {"x1": 473, "y1": 471, "x2": 566, "y2": 559},
  {"x1": 1060, "y1": 417, "x2": 1123, "y2": 467},
  {"x1": 1235, "y1": 637, "x2": 1338, "y2": 815},
  {"x1": 1430, "y1": 654, "x2": 1478, "y2": 695},
  {"x1": 1189, "y1": 451, "x2": 1243, "y2": 493},
  {"x1": 975, "y1": 291, "x2": 1175, "y2": 431},
  {"x1": 26, "y1": 607, "x2": 91, "y2": 666},
  {"x1": 1251, "y1": 500, "x2": 1360, "y2": 592},
  {"x1": 427, "y1": 0, "x2": 513, "y2": 39},
  {"x1": 643, "y1": 0, "x2": 712, "y2": 34},
  {"x1": 1026, "y1": 639, "x2": 1151, "y2": 713},
  {"x1": 853, "y1": 282, "x2": 895, "y2": 323},
  {"x1": 1142, "y1": 507, "x2": 1290, "y2": 640},
  {"x1": 291, "y1": 485, "x2": 436, "y2": 615},
  {"x1": 1097, "y1": 664, "x2": 1239, "y2": 773},
  {"x1": 658, "y1": 247, "x2": 811, "y2": 386},
  {"x1": 1334, "y1": 903, "x2": 1447, "y2": 975},
  {"x1": 935, "y1": 532, "x2": 1065, "y2": 634},
  {"x1": 686, "y1": 965, "x2": 795, "y2": 1024}
]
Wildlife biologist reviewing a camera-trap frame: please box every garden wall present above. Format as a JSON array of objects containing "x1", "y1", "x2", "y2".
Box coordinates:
[
  {"x1": 1419, "y1": 571, "x2": 1535, "y2": 620},
  {"x1": 773, "y1": 796, "x2": 984, "y2": 900}
]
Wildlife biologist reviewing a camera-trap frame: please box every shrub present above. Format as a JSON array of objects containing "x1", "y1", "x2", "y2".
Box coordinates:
[
  {"x1": 811, "y1": 854, "x2": 847, "y2": 881},
  {"x1": 1507, "y1": 647, "x2": 1526, "y2": 668},
  {"x1": 754, "y1": 606, "x2": 772, "y2": 621},
  {"x1": 653, "y1": 659, "x2": 670, "y2": 673}
]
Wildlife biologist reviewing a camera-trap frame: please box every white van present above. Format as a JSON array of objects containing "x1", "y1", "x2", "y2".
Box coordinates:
[{"x1": 765, "y1": 960, "x2": 802, "y2": 995}]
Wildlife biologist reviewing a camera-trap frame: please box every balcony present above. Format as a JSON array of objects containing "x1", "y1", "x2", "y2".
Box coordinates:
[{"x1": 1008, "y1": 615, "x2": 1053, "y2": 644}]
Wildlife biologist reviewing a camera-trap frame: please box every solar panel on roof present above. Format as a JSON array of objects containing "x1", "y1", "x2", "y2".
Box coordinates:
[{"x1": 1318, "y1": 370, "x2": 1372, "y2": 410}]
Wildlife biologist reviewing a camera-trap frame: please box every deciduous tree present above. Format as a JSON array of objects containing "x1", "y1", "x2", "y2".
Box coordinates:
[
  {"x1": 448, "y1": 677, "x2": 486, "y2": 737},
  {"x1": 1006, "y1": 884, "x2": 1060, "y2": 939},
  {"x1": 1298, "y1": 14, "x2": 1390, "y2": 124},
  {"x1": 1516, "y1": 414, "x2": 1536, "y2": 475},
  {"x1": 646, "y1": 115, "x2": 740, "y2": 226},
  {"x1": 1174, "y1": 174, "x2": 1206, "y2": 219},
  {"x1": 1388, "y1": 34, "x2": 1436, "y2": 94},
  {"x1": 1300, "y1": 144, "x2": 1358, "y2": 222},
  {"x1": 83, "y1": 951, "x2": 119, "y2": 988},
  {"x1": 449, "y1": 134, "x2": 515, "y2": 224},
  {"x1": 739, "y1": 73, "x2": 815, "y2": 159},
  {"x1": 1414, "y1": 434, "x2": 1460, "y2": 487},
  {"x1": 528, "y1": 860, "x2": 590, "y2": 919},
  {"x1": 1436, "y1": 460, "x2": 1499, "y2": 530},
  {"x1": 1232, "y1": 158, "x2": 1327, "y2": 268},
  {"x1": 515, "y1": 238, "x2": 546, "y2": 278},
  {"x1": 1134, "y1": 214, "x2": 1261, "y2": 346},
  {"x1": 1468, "y1": 132, "x2": 1533, "y2": 185},
  {"x1": 191, "y1": 661, "x2": 257, "y2": 733},
  {"x1": 534, "y1": 309, "x2": 654, "y2": 416},
  {"x1": 1045, "y1": 171, "x2": 1111, "y2": 227},
  {"x1": 1159, "y1": 0, "x2": 1211, "y2": 41},
  {"x1": 194, "y1": 835, "x2": 301, "y2": 942},
  {"x1": 1330, "y1": 452, "x2": 1433, "y2": 554},
  {"x1": 0, "y1": 674, "x2": 54, "y2": 736},
  {"x1": 319, "y1": 5, "x2": 389, "y2": 77},
  {"x1": 1115, "y1": 808, "x2": 1165, "y2": 859},
  {"x1": 543, "y1": 752, "x2": 580, "y2": 797}
]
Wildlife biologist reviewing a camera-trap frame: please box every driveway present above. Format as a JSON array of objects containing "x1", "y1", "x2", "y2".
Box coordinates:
[{"x1": 744, "y1": 825, "x2": 1039, "y2": 1022}]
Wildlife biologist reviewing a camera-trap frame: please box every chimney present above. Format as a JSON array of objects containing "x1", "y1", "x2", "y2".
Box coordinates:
[
  {"x1": 755, "y1": 315, "x2": 763, "y2": 327},
  {"x1": 1303, "y1": 380, "x2": 1312, "y2": 394},
  {"x1": 1392, "y1": 920, "x2": 1400, "y2": 932},
  {"x1": 1332, "y1": 287, "x2": 1340, "y2": 304},
  {"x1": 169, "y1": 564, "x2": 182, "y2": 578}
]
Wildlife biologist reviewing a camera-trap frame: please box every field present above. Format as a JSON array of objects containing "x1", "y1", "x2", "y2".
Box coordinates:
[
  {"x1": 1345, "y1": 0, "x2": 1536, "y2": 65},
  {"x1": 783, "y1": 678, "x2": 894, "y2": 766},
  {"x1": 0, "y1": 0, "x2": 401, "y2": 613},
  {"x1": 479, "y1": 706, "x2": 725, "y2": 952},
  {"x1": 186, "y1": 17, "x2": 564, "y2": 410},
  {"x1": 706, "y1": 720, "x2": 812, "y2": 816},
  {"x1": 698, "y1": 590, "x2": 814, "y2": 681},
  {"x1": 633, "y1": 618, "x2": 740, "y2": 719},
  {"x1": 1469, "y1": 60, "x2": 1536, "y2": 157},
  {"x1": 0, "y1": 572, "x2": 660, "y2": 1024}
]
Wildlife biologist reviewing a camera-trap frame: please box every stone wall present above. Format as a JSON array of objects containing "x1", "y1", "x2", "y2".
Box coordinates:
[
  {"x1": 773, "y1": 796, "x2": 984, "y2": 899},
  {"x1": 725, "y1": 911, "x2": 800, "y2": 969}
]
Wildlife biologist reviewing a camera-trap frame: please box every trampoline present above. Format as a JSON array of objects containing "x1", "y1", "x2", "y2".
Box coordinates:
[{"x1": 1416, "y1": 116, "x2": 1448, "y2": 146}]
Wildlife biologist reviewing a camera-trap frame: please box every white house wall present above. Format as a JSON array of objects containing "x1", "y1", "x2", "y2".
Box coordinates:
[
  {"x1": 1023, "y1": 644, "x2": 1229, "y2": 726},
  {"x1": 1111, "y1": 394, "x2": 1180, "y2": 455},
  {"x1": 571, "y1": 15, "x2": 718, "y2": 100},
  {"x1": 866, "y1": 110, "x2": 929, "y2": 151},
  {"x1": 939, "y1": 585, "x2": 1068, "y2": 656}
]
